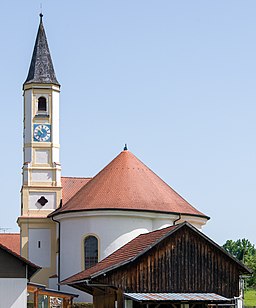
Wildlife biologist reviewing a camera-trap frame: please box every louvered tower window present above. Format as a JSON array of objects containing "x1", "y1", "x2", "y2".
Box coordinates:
[{"x1": 84, "y1": 236, "x2": 98, "y2": 269}]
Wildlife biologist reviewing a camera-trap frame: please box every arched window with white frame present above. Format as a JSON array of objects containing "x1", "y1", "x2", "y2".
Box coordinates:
[{"x1": 84, "y1": 235, "x2": 98, "y2": 269}]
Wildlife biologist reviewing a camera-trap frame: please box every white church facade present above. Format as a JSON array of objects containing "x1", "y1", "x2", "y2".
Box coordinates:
[{"x1": 17, "y1": 15, "x2": 209, "y2": 302}]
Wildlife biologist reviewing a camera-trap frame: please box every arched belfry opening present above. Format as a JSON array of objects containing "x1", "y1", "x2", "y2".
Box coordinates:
[{"x1": 38, "y1": 96, "x2": 47, "y2": 113}]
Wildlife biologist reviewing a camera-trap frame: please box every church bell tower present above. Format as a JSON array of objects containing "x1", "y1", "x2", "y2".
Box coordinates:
[{"x1": 18, "y1": 14, "x2": 61, "y2": 286}]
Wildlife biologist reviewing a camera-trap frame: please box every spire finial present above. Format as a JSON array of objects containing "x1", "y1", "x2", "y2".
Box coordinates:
[
  {"x1": 39, "y1": 12, "x2": 43, "y2": 23},
  {"x1": 124, "y1": 144, "x2": 128, "y2": 151}
]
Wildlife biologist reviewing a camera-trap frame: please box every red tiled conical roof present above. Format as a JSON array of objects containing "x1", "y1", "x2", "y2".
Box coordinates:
[{"x1": 53, "y1": 150, "x2": 208, "y2": 218}]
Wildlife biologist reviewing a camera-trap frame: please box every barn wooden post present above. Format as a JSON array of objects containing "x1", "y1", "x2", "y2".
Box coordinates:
[
  {"x1": 63, "y1": 297, "x2": 68, "y2": 308},
  {"x1": 34, "y1": 289, "x2": 38, "y2": 308},
  {"x1": 117, "y1": 288, "x2": 124, "y2": 308}
]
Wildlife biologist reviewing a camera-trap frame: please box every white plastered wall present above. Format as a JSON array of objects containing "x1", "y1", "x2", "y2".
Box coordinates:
[
  {"x1": 28, "y1": 228, "x2": 51, "y2": 267},
  {"x1": 0, "y1": 278, "x2": 27, "y2": 308}
]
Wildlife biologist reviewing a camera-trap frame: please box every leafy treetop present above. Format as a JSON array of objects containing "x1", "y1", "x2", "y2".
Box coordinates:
[{"x1": 223, "y1": 239, "x2": 256, "y2": 288}]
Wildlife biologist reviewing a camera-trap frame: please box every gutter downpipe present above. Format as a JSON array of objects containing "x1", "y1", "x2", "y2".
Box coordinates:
[
  {"x1": 51, "y1": 214, "x2": 61, "y2": 291},
  {"x1": 26, "y1": 264, "x2": 28, "y2": 280},
  {"x1": 173, "y1": 213, "x2": 182, "y2": 226}
]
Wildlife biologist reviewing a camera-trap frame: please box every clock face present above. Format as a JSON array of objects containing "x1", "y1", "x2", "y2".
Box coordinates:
[{"x1": 33, "y1": 124, "x2": 51, "y2": 142}]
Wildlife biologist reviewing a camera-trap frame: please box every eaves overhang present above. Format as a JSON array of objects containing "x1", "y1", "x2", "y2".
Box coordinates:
[{"x1": 49, "y1": 207, "x2": 210, "y2": 221}]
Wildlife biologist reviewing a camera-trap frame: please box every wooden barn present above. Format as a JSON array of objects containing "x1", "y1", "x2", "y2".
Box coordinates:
[{"x1": 62, "y1": 222, "x2": 251, "y2": 308}]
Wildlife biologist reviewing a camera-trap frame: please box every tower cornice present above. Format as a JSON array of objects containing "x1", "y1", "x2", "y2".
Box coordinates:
[{"x1": 23, "y1": 83, "x2": 60, "y2": 92}]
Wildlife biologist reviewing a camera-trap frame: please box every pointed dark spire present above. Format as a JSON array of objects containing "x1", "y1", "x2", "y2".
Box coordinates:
[{"x1": 24, "y1": 14, "x2": 59, "y2": 85}]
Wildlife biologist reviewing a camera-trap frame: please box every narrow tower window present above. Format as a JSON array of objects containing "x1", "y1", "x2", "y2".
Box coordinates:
[
  {"x1": 38, "y1": 96, "x2": 47, "y2": 112},
  {"x1": 84, "y1": 236, "x2": 98, "y2": 269}
]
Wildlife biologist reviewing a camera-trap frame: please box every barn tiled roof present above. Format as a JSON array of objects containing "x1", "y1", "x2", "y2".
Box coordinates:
[
  {"x1": 61, "y1": 177, "x2": 91, "y2": 205},
  {"x1": 24, "y1": 14, "x2": 59, "y2": 86},
  {"x1": 53, "y1": 150, "x2": 208, "y2": 219},
  {"x1": 0, "y1": 233, "x2": 20, "y2": 255},
  {"x1": 62, "y1": 224, "x2": 179, "y2": 284}
]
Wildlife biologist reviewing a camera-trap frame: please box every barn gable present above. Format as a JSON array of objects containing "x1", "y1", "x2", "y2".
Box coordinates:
[
  {"x1": 63, "y1": 222, "x2": 250, "y2": 301},
  {"x1": 98, "y1": 224, "x2": 248, "y2": 298}
]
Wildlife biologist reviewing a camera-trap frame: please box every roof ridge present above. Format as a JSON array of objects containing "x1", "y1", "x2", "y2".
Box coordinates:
[{"x1": 137, "y1": 224, "x2": 178, "y2": 237}]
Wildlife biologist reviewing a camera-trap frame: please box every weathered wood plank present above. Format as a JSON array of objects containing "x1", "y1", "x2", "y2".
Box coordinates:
[{"x1": 98, "y1": 225, "x2": 241, "y2": 298}]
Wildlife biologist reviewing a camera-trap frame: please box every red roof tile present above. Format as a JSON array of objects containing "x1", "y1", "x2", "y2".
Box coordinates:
[
  {"x1": 62, "y1": 225, "x2": 179, "y2": 284},
  {"x1": 61, "y1": 177, "x2": 91, "y2": 205},
  {"x1": 55, "y1": 151, "x2": 207, "y2": 218},
  {"x1": 0, "y1": 233, "x2": 20, "y2": 255}
]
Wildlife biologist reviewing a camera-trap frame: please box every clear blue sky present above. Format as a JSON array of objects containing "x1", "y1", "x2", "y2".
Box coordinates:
[{"x1": 0, "y1": 1, "x2": 255, "y2": 245}]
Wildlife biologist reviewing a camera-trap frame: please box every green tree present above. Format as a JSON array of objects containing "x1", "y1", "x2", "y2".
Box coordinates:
[{"x1": 223, "y1": 239, "x2": 256, "y2": 288}]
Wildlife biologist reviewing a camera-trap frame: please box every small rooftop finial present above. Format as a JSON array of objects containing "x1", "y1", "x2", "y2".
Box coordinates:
[
  {"x1": 124, "y1": 144, "x2": 128, "y2": 151},
  {"x1": 39, "y1": 12, "x2": 43, "y2": 22}
]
